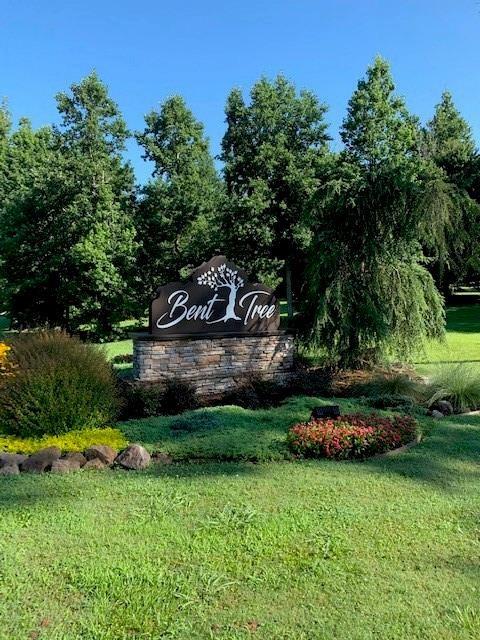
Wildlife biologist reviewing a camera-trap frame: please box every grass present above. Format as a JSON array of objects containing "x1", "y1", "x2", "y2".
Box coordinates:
[
  {"x1": 119, "y1": 396, "x2": 399, "y2": 462},
  {"x1": 1, "y1": 398, "x2": 479, "y2": 639},
  {"x1": 415, "y1": 303, "x2": 480, "y2": 376}
]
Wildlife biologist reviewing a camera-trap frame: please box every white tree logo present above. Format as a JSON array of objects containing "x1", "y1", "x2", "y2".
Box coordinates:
[{"x1": 197, "y1": 263, "x2": 244, "y2": 323}]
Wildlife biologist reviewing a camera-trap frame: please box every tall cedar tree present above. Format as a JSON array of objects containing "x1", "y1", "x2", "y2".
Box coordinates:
[
  {"x1": 0, "y1": 73, "x2": 137, "y2": 335},
  {"x1": 306, "y1": 57, "x2": 445, "y2": 367},
  {"x1": 424, "y1": 91, "x2": 480, "y2": 292},
  {"x1": 136, "y1": 96, "x2": 223, "y2": 304},
  {"x1": 221, "y1": 76, "x2": 330, "y2": 312}
]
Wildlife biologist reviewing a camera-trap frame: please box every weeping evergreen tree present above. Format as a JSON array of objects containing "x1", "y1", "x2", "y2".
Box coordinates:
[
  {"x1": 306, "y1": 57, "x2": 445, "y2": 367},
  {"x1": 423, "y1": 91, "x2": 480, "y2": 293}
]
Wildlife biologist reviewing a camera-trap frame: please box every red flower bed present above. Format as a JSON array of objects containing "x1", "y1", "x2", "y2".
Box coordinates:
[{"x1": 287, "y1": 413, "x2": 417, "y2": 460}]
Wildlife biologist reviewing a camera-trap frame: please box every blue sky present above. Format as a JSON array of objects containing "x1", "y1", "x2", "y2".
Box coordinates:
[{"x1": 2, "y1": 0, "x2": 480, "y2": 183}]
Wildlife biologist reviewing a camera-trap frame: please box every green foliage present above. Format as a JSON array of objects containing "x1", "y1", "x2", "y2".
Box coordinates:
[
  {"x1": 120, "y1": 378, "x2": 198, "y2": 419},
  {"x1": 362, "y1": 394, "x2": 417, "y2": 412},
  {"x1": 424, "y1": 91, "x2": 480, "y2": 292},
  {"x1": 0, "y1": 427, "x2": 127, "y2": 455},
  {"x1": 0, "y1": 73, "x2": 137, "y2": 337},
  {"x1": 427, "y1": 363, "x2": 480, "y2": 413},
  {"x1": 354, "y1": 370, "x2": 422, "y2": 399},
  {"x1": 306, "y1": 58, "x2": 445, "y2": 366},
  {"x1": 0, "y1": 331, "x2": 119, "y2": 437},
  {"x1": 119, "y1": 395, "x2": 347, "y2": 461},
  {"x1": 135, "y1": 96, "x2": 223, "y2": 302},
  {"x1": 221, "y1": 75, "x2": 331, "y2": 289}
]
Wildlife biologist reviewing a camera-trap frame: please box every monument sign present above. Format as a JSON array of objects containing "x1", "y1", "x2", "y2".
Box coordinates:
[{"x1": 150, "y1": 256, "x2": 280, "y2": 336}]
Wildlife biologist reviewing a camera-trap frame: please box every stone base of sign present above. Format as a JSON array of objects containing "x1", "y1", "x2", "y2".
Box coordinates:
[{"x1": 132, "y1": 332, "x2": 295, "y2": 396}]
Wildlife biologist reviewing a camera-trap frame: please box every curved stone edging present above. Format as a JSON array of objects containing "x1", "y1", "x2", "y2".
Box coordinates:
[{"x1": 370, "y1": 434, "x2": 423, "y2": 460}]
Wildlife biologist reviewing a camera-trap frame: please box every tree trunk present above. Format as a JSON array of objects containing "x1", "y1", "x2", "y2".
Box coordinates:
[{"x1": 286, "y1": 265, "x2": 293, "y2": 322}]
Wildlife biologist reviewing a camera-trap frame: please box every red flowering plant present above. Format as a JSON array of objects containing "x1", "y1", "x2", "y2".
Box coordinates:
[{"x1": 287, "y1": 413, "x2": 417, "y2": 460}]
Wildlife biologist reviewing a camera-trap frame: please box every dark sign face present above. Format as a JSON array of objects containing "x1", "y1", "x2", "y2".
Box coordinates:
[{"x1": 150, "y1": 256, "x2": 280, "y2": 336}]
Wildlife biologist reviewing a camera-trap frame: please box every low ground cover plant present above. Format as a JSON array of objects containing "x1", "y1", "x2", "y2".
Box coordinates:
[
  {"x1": 287, "y1": 412, "x2": 417, "y2": 460},
  {"x1": 0, "y1": 427, "x2": 127, "y2": 455},
  {"x1": 0, "y1": 331, "x2": 119, "y2": 437}
]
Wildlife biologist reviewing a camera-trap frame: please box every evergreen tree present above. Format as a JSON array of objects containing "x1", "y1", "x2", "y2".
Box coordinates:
[
  {"x1": 306, "y1": 58, "x2": 445, "y2": 367},
  {"x1": 424, "y1": 91, "x2": 480, "y2": 292},
  {"x1": 221, "y1": 76, "x2": 330, "y2": 312},
  {"x1": 136, "y1": 96, "x2": 223, "y2": 300}
]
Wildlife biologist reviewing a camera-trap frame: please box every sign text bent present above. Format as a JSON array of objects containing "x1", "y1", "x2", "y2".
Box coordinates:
[{"x1": 150, "y1": 256, "x2": 280, "y2": 336}]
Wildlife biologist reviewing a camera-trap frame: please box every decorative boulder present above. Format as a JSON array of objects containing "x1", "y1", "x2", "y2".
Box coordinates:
[
  {"x1": 84, "y1": 445, "x2": 117, "y2": 466},
  {"x1": 64, "y1": 451, "x2": 87, "y2": 467},
  {"x1": 115, "y1": 444, "x2": 151, "y2": 471},
  {"x1": 21, "y1": 447, "x2": 61, "y2": 473},
  {"x1": 436, "y1": 400, "x2": 454, "y2": 416},
  {"x1": 0, "y1": 453, "x2": 27, "y2": 469},
  {"x1": 431, "y1": 409, "x2": 444, "y2": 419},
  {"x1": 152, "y1": 452, "x2": 173, "y2": 465},
  {"x1": 0, "y1": 464, "x2": 20, "y2": 476},
  {"x1": 83, "y1": 458, "x2": 107, "y2": 471},
  {"x1": 51, "y1": 458, "x2": 82, "y2": 474}
]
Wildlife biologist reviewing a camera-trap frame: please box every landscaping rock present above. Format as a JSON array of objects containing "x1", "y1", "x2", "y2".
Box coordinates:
[
  {"x1": 64, "y1": 451, "x2": 87, "y2": 467},
  {"x1": 115, "y1": 444, "x2": 151, "y2": 470},
  {"x1": 21, "y1": 447, "x2": 61, "y2": 473},
  {"x1": 0, "y1": 464, "x2": 20, "y2": 476},
  {"x1": 51, "y1": 458, "x2": 82, "y2": 474},
  {"x1": 436, "y1": 400, "x2": 454, "y2": 416},
  {"x1": 152, "y1": 452, "x2": 173, "y2": 465},
  {"x1": 83, "y1": 458, "x2": 107, "y2": 471},
  {"x1": 431, "y1": 409, "x2": 444, "y2": 419},
  {"x1": 0, "y1": 453, "x2": 27, "y2": 468},
  {"x1": 84, "y1": 445, "x2": 117, "y2": 465}
]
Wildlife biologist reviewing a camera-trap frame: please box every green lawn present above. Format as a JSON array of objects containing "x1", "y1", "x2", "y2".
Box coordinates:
[
  {"x1": 415, "y1": 304, "x2": 480, "y2": 375},
  {"x1": 1, "y1": 397, "x2": 480, "y2": 639}
]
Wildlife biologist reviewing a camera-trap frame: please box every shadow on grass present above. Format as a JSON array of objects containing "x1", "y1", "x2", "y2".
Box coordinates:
[{"x1": 363, "y1": 418, "x2": 480, "y2": 489}]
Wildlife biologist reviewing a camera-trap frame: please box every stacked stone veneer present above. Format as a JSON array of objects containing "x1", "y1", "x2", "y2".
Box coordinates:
[{"x1": 133, "y1": 333, "x2": 295, "y2": 395}]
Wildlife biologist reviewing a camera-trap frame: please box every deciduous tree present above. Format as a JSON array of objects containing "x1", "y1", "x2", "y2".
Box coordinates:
[
  {"x1": 221, "y1": 76, "x2": 331, "y2": 314},
  {"x1": 136, "y1": 96, "x2": 223, "y2": 303}
]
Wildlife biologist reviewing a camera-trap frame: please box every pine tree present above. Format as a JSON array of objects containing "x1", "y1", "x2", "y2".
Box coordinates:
[
  {"x1": 306, "y1": 58, "x2": 445, "y2": 366},
  {"x1": 424, "y1": 91, "x2": 480, "y2": 292}
]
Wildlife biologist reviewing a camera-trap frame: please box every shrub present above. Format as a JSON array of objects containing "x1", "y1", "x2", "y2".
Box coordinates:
[
  {"x1": 287, "y1": 413, "x2": 417, "y2": 460},
  {"x1": 363, "y1": 394, "x2": 417, "y2": 412},
  {"x1": 119, "y1": 378, "x2": 198, "y2": 419},
  {"x1": 0, "y1": 427, "x2": 127, "y2": 455},
  {"x1": 426, "y1": 363, "x2": 480, "y2": 413},
  {"x1": 0, "y1": 331, "x2": 119, "y2": 437}
]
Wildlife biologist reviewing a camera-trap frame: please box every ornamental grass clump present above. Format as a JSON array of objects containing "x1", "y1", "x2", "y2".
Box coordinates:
[
  {"x1": 426, "y1": 363, "x2": 480, "y2": 413},
  {"x1": 0, "y1": 331, "x2": 119, "y2": 437},
  {"x1": 287, "y1": 413, "x2": 417, "y2": 460}
]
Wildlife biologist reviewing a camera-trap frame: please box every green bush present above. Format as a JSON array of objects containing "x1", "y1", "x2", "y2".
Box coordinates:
[
  {"x1": 0, "y1": 331, "x2": 119, "y2": 437},
  {"x1": 426, "y1": 363, "x2": 480, "y2": 413},
  {"x1": 119, "y1": 378, "x2": 198, "y2": 419},
  {"x1": 363, "y1": 394, "x2": 417, "y2": 412}
]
